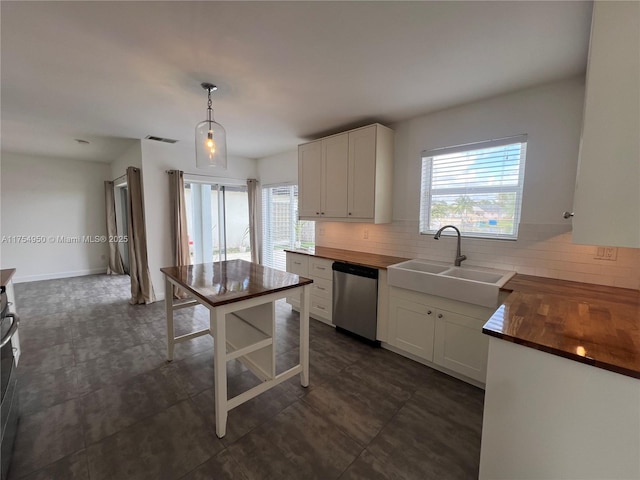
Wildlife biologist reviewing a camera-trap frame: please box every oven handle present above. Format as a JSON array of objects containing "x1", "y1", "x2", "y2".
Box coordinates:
[{"x1": 1, "y1": 313, "x2": 19, "y2": 348}]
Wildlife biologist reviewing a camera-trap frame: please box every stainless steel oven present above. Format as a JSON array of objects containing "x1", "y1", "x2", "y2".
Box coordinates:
[{"x1": 1, "y1": 286, "x2": 19, "y2": 480}]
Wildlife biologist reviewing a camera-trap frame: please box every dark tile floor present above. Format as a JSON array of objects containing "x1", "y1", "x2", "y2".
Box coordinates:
[{"x1": 8, "y1": 274, "x2": 484, "y2": 480}]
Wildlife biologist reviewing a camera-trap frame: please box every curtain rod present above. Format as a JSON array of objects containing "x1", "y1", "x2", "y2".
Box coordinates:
[{"x1": 112, "y1": 174, "x2": 126, "y2": 183}]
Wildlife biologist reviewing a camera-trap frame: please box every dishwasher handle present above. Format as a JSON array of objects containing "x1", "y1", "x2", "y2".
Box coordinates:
[{"x1": 332, "y1": 262, "x2": 378, "y2": 279}]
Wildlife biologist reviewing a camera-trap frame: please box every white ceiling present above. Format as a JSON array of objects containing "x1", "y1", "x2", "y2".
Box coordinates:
[{"x1": 1, "y1": 1, "x2": 593, "y2": 163}]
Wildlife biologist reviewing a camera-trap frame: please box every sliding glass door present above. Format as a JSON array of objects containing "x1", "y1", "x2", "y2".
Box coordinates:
[{"x1": 184, "y1": 181, "x2": 251, "y2": 263}]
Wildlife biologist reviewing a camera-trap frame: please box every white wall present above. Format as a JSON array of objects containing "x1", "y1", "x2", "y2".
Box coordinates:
[
  {"x1": 140, "y1": 139, "x2": 257, "y2": 300},
  {"x1": 111, "y1": 141, "x2": 142, "y2": 180},
  {"x1": 392, "y1": 77, "x2": 584, "y2": 223},
  {"x1": 256, "y1": 149, "x2": 297, "y2": 186},
  {"x1": 0, "y1": 153, "x2": 112, "y2": 282},
  {"x1": 317, "y1": 78, "x2": 640, "y2": 290}
]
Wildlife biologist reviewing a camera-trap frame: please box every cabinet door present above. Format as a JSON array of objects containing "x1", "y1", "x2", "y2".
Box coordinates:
[
  {"x1": 322, "y1": 134, "x2": 349, "y2": 218},
  {"x1": 388, "y1": 296, "x2": 435, "y2": 360},
  {"x1": 434, "y1": 310, "x2": 488, "y2": 383},
  {"x1": 572, "y1": 2, "x2": 640, "y2": 247},
  {"x1": 348, "y1": 125, "x2": 376, "y2": 219},
  {"x1": 298, "y1": 141, "x2": 323, "y2": 218}
]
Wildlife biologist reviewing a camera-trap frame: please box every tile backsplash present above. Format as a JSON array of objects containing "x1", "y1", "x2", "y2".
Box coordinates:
[{"x1": 316, "y1": 221, "x2": 640, "y2": 290}]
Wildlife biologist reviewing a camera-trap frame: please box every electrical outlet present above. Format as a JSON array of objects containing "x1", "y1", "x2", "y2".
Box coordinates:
[
  {"x1": 363, "y1": 229, "x2": 369, "y2": 239},
  {"x1": 594, "y1": 246, "x2": 617, "y2": 261}
]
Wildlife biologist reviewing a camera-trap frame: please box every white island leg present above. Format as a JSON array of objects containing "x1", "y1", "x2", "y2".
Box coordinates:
[
  {"x1": 299, "y1": 285, "x2": 310, "y2": 387},
  {"x1": 165, "y1": 276, "x2": 175, "y2": 361},
  {"x1": 212, "y1": 307, "x2": 228, "y2": 438}
]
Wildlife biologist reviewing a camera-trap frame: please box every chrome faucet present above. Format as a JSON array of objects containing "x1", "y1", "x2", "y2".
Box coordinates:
[{"x1": 434, "y1": 225, "x2": 467, "y2": 266}]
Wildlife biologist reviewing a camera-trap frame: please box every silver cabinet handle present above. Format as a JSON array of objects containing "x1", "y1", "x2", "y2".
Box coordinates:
[
  {"x1": 316, "y1": 266, "x2": 326, "y2": 270},
  {"x1": 563, "y1": 211, "x2": 574, "y2": 219},
  {"x1": 316, "y1": 305, "x2": 325, "y2": 310},
  {"x1": 294, "y1": 261, "x2": 301, "y2": 265},
  {"x1": 316, "y1": 286, "x2": 326, "y2": 291}
]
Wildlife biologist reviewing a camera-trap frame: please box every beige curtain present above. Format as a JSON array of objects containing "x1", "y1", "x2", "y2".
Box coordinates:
[
  {"x1": 247, "y1": 179, "x2": 262, "y2": 264},
  {"x1": 168, "y1": 170, "x2": 190, "y2": 298},
  {"x1": 126, "y1": 167, "x2": 156, "y2": 304},
  {"x1": 104, "y1": 181, "x2": 125, "y2": 275}
]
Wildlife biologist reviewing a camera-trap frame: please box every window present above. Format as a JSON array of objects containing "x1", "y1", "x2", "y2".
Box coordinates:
[
  {"x1": 184, "y1": 182, "x2": 251, "y2": 263},
  {"x1": 419, "y1": 135, "x2": 527, "y2": 239},
  {"x1": 262, "y1": 185, "x2": 314, "y2": 271}
]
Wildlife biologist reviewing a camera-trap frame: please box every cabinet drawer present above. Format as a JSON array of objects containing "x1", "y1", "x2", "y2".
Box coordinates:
[
  {"x1": 311, "y1": 295, "x2": 332, "y2": 321},
  {"x1": 311, "y1": 277, "x2": 332, "y2": 300},
  {"x1": 286, "y1": 253, "x2": 309, "y2": 276},
  {"x1": 309, "y1": 258, "x2": 333, "y2": 280}
]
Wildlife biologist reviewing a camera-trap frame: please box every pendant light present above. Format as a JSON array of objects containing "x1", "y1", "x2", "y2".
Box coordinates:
[{"x1": 195, "y1": 82, "x2": 227, "y2": 169}]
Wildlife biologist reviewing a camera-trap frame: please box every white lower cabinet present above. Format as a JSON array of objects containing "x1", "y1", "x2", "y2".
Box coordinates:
[
  {"x1": 285, "y1": 253, "x2": 309, "y2": 310},
  {"x1": 434, "y1": 310, "x2": 488, "y2": 383},
  {"x1": 285, "y1": 252, "x2": 333, "y2": 325},
  {"x1": 388, "y1": 296, "x2": 436, "y2": 360},
  {"x1": 387, "y1": 287, "x2": 493, "y2": 386},
  {"x1": 308, "y1": 257, "x2": 333, "y2": 324}
]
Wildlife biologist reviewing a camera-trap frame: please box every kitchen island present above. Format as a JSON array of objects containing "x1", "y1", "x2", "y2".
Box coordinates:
[
  {"x1": 161, "y1": 260, "x2": 313, "y2": 438},
  {"x1": 479, "y1": 275, "x2": 640, "y2": 479}
]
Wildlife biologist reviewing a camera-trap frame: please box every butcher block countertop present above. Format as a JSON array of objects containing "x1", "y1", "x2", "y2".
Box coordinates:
[
  {"x1": 284, "y1": 247, "x2": 410, "y2": 270},
  {"x1": 0, "y1": 268, "x2": 16, "y2": 288},
  {"x1": 484, "y1": 274, "x2": 640, "y2": 379}
]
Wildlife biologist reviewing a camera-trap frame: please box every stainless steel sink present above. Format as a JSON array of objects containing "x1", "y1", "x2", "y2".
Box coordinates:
[{"x1": 387, "y1": 259, "x2": 515, "y2": 307}]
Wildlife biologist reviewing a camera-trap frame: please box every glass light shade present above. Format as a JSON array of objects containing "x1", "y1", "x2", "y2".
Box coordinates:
[{"x1": 195, "y1": 118, "x2": 227, "y2": 169}]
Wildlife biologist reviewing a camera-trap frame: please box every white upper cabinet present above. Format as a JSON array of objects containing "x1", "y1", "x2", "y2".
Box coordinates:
[
  {"x1": 298, "y1": 123, "x2": 394, "y2": 223},
  {"x1": 298, "y1": 140, "x2": 323, "y2": 218},
  {"x1": 322, "y1": 133, "x2": 349, "y2": 218},
  {"x1": 298, "y1": 134, "x2": 348, "y2": 218},
  {"x1": 571, "y1": 1, "x2": 640, "y2": 247}
]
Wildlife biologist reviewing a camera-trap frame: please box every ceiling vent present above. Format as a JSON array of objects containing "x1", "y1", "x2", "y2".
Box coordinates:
[{"x1": 145, "y1": 135, "x2": 178, "y2": 144}]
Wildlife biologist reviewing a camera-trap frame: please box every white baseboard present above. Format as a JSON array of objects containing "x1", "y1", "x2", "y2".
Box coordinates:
[
  {"x1": 153, "y1": 293, "x2": 165, "y2": 303},
  {"x1": 13, "y1": 267, "x2": 108, "y2": 283}
]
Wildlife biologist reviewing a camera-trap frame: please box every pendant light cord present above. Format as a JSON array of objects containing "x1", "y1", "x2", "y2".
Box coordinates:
[{"x1": 207, "y1": 88, "x2": 213, "y2": 124}]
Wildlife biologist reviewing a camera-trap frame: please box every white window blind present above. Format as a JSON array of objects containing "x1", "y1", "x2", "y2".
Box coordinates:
[
  {"x1": 262, "y1": 185, "x2": 315, "y2": 271},
  {"x1": 419, "y1": 135, "x2": 527, "y2": 239}
]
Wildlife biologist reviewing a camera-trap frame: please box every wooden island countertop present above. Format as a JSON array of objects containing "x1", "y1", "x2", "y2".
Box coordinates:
[
  {"x1": 484, "y1": 274, "x2": 640, "y2": 379},
  {"x1": 160, "y1": 259, "x2": 313, "y2": 307},
  {"x1": 285, "y1": 247, "x2": 410, "y2": 270}
]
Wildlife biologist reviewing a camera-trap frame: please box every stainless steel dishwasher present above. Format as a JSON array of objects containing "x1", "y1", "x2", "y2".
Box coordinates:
[{"x1": 332, "y1": 262, "x2": 379, "y2": 344}]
